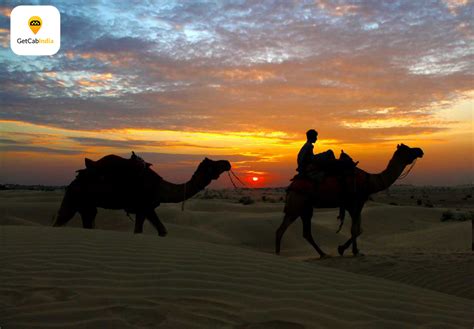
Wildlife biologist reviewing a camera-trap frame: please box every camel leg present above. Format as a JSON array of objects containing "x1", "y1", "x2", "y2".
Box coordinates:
[
  {"x1": 53, "y1": 207, "x2": 77, "y2": 227},
  {"x1": 350, "y1": 215, "x2": 362, "y2": 256},
  {"x1": 338, "y1": 207, "x2": 363, "y2": 256},
  {"x1": 134, "y1": 212, "x2": 146, "y2": 234},
  {"x1": 146, "y1": 209, "x2": 168, "y2": 237},
  {"x1": 79, "y1": 207, "x2": 97, "y2": 229},
  {"x1": 301, "y1": 213, "x2": 326, "y2": 258},
  {"x1": 275, "y1": 213, "x2": 298, "y2": 255},
  {"x1": 338, "y1": 237, "x2": 352, "y2": 256}
]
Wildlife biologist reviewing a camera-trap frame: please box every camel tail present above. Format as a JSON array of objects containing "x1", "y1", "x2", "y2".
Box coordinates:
[
  {"x1": 53, "y1": 183, "x2": 78, "y2": 227},
  {"x1": 336, "y1": 218, "x2": 345, "y2": 233}
]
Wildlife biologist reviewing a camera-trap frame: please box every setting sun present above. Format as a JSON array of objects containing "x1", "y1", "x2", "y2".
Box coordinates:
[{"x1": 252, "y1": 177, "x2": 259, "y2": 182}]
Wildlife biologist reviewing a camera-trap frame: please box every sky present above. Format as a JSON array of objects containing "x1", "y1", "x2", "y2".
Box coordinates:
[{"x1": 0, "y1": 0, "x2": 472, "y2": 187}]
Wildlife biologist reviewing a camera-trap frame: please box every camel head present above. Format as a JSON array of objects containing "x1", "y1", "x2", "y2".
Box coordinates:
[
  {"x1": 195, "y1": 158, "x2": 231, "y2": 183},
  {"x1": 395, "y1": 143, "x2": 424, "y2": 165}
]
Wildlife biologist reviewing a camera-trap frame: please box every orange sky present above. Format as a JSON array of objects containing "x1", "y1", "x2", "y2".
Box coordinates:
[{"x1": 1, "y1": 96, "x2": 472, "y2": 187}]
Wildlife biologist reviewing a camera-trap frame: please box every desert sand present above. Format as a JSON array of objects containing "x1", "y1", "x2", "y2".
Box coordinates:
[{"x1": 0, "y1": 186, "x2": 473, "y2": 328}]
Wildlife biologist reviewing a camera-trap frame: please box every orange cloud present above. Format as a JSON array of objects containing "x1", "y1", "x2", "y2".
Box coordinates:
[
  {"x1": 0, "y1": 7, "x2": 11, "y2": 17},
  {"x1": 215, "y1": 69, "x2": 279, "y2": 82},
  {"x1": 77, "y1": 79, "x2": 101, "y2": 87},
  {"x1": 442, "y1": 0, "x2": 469, "y2": 14},
  {"x1": 316, "y1": 0, "x2": 360, "y2": 16},
  {"x1": 63, "y1": 51, "x2": 136, "y2": 66},
  {"x1": 77, "y1": 73, "x2": 114, "y2": 87},
  {"x1": 91, "y1": 73, "x2": 113, "y2": 80}
]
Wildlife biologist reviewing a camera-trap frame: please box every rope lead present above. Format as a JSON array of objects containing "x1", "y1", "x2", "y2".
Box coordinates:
[
  {"x1": 228, "y1": 170, "x2": 247, "y2": 189},
  {"x1": 397, "y1": 159, "x2": 417, "y2": 180}
]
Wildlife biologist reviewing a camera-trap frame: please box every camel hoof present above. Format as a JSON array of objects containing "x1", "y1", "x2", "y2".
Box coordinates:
[
  {"x1": 319, "y1": 254, "x2": 330, "y2": 260},
  {"x1": 158, "y1": 230, "x2": 168, "y2": 237},
  {"x1": 337, "y1": 245, "x2": 345, "y2": 256},
  {"x1": 353, "y1": 251, "x2": 365, "y2": 257}
]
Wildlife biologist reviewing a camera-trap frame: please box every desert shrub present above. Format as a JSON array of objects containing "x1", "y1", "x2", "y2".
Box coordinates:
[
  {"x1": 440, "y1": 210, "x2": 454, "y2": 221},
  {"x1": 416, "y1": 199, "x2": 422, "y2": 206},
  {"x1": 440, "y1": 210, "x2": 474, "y2": 222},
  {"x1": 457, "y1": 211, "x2": 474, "y2": 222},
  {"x1": 195, "y1": 189, "x2": 226, "y2": 200},
  {"x1": 424, "y1": 202, "x2": 434, "y2": 208},
  {"x1": 389, "y1": 202, "x2": 398, "y2": 206},
  {"x1": 239, "y1": 196, "x2": 255, "y2": 205},
  {"x1": 197, "y1": 189, "x2": 215, "y2": 199},
  {"x1": 260, "y1": 195, "x2": 277, "y2": 203}
]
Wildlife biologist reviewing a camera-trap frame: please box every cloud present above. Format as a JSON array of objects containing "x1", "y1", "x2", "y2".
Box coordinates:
[
  {"x1": 0, "y1": 6, "x2": 10, "y2": 17},
  {"x1": 0, "y1": 137, "x2": 20, "y2": 144},
  {"x1": 136, "y1": 152, "x2": 258, "y2": 164},
  {"x1": 68, "y1": 136, "x2": 229, "y2": 150},
  {"x1": 1, "y1": 0, "x2": 472, "y2": 143}
]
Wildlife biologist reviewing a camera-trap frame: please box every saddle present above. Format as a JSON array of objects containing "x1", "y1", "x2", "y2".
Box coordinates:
[
  {"x1": 309, "y1": 150, "x2": 358, "y2": 175},
  {"x1": 288, "y1": 150, "x2": 358, "y2": 193},
  {"x1": 77, "y1": 151, "x2": 155, "y2": 182}
]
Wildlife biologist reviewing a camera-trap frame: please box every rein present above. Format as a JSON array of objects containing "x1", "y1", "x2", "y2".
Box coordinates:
[
  {"x1": 397, "y1": 159, "x2": 418, "y2": 180},
  {"x1": 182, "y1": 169, "x2": 243, "y2": 211},
  {"x1": 227, "y1": 170, "x2": 247, "y2": 189}
]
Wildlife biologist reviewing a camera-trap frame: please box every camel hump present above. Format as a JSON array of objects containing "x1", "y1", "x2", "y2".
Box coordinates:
[
  {"x1": 338, "y1": 151, "x2": 359, "y2": 168},
  {"x1": 84, "y1": 158, "x2": 96, "y2": 169}
]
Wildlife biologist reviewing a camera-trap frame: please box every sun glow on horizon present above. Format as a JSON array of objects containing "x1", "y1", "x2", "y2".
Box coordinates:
[{"x1": 0, "y1": 91, "x2": 472, "y2": 187}]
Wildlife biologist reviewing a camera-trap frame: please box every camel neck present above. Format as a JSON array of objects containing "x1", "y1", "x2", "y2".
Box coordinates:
[
  {"x1": 368, "y1": 155, "x2": 406, "y2": 194},
  {"x1": 158, "y1": 174, "x2": 209, "y2": 203}
]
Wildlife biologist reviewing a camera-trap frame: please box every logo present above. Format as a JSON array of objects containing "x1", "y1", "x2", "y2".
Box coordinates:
[
  {"x1": 28, "y1": 16, "x2": 42, "y2": 34},
  {"x1": 11, "y1": 6, "x2": 60, "y2": 56}
]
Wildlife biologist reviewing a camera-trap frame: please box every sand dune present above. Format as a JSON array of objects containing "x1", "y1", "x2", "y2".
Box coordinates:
[
  {"x1": 311, "y1": 252, "x2": 473, "y2": 300},
  {"x1": 1, "y1": 226, "x2": 472, "y2": 329},
  {"x1": 0, "y1": 188, "x2": 472, "y2": 328}
]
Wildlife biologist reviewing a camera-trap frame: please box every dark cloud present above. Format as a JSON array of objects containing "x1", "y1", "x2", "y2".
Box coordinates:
[
  {"x1": 0, "y1": 145, "x2": 82, "y2": 155},
  {"x1": 0, "y1": 138, "x2": 21, "y2": 144},
  {"x1": 135, "y1": 152, "x2": 258, "y2": 164},
  {"x1": 69, "y1": 136, "x2": 228, "y2": 149}
]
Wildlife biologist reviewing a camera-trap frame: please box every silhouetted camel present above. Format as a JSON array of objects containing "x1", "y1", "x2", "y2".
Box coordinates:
[
  {"x1": 54, "y1": 155, "x2": 231, "y2": 235},
  {"x1": 276, "y1": 144, "x2": 424, "y2": 258}
]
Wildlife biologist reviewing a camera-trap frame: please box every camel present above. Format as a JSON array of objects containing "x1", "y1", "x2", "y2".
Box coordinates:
[
  {"x1": 53, "y1": 154, "x2": 231, "y2": 235},
  {"x1": 276, "y1": 144, "x2": 424, "y2": 258}
]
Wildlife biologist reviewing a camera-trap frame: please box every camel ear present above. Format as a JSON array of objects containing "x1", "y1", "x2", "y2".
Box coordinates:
[{"x1": 397, "y1": 144, "x2": 400, "y2": 149}]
